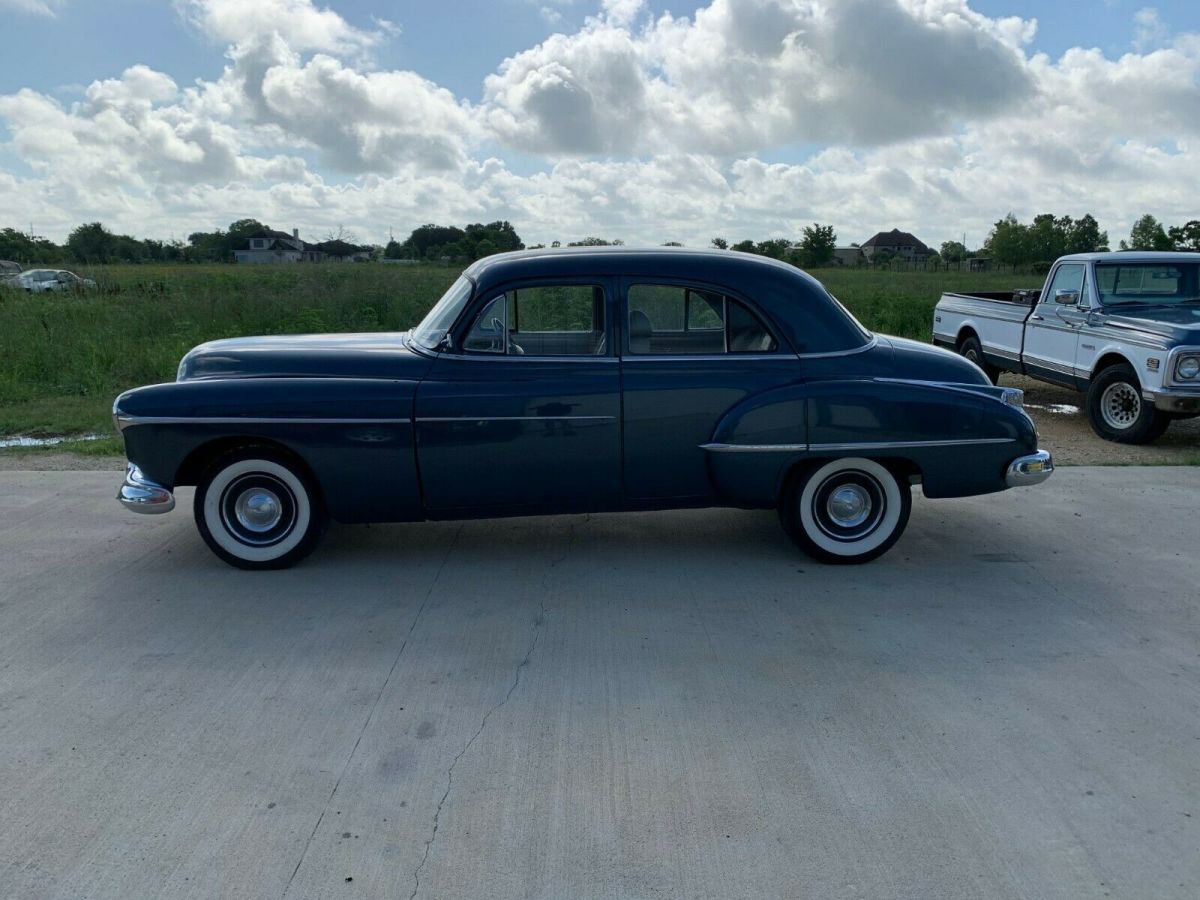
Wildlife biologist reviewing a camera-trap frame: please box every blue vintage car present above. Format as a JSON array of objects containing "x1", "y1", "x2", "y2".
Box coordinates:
[{"x1": 114, "y1": 248, "x2": 1052, "y2": 568}]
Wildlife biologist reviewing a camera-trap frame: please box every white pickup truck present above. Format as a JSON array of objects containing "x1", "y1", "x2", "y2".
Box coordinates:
[{"x1": 933, "y1": 252, "x2": 1200, "y2": 443}]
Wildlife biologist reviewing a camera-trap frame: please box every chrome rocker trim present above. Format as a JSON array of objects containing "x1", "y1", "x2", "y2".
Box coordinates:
[
  {"x1": 117, "y1": 464, "x2": 176, "y2": 514},
  {"x1": 1005, "y1": 450, "x2": 1054, "y2": 488}
]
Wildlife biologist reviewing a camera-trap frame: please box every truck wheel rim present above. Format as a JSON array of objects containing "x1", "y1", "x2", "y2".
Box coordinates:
[
  {"x1": 964, "y1": 347, "x2": 980, "y2": 364},
  {"x1": 1100, "y1": 382, "x2": 1140, "y2": 429}
]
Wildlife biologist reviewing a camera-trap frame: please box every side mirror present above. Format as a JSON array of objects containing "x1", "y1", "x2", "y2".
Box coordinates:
[
  {"x1": 436, "y1": 333, "x2": 454, "y2": 353},
  {"x1": 1054, "y1": 289, "x2": 1080, "y2": 306}
]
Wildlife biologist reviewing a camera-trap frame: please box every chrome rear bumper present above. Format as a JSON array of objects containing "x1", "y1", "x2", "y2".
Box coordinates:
[
  {"x1": 1005, "y1": 450, "x2": 1054, "y2": 488},
  {"x1": 117, "y1": 464, "x2": 175, "y2": 514}
]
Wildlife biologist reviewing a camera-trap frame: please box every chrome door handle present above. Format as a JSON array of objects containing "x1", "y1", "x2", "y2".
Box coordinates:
[{"x1": 1029, "y1": 314, "x2": 1044, "y2": 321}]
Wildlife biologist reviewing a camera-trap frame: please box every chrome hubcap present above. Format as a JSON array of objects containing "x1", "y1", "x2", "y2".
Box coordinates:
[
  {"x1": 234, "y1": 488, "x2": 283, "y2": 533},
  {"x1": 1100, "y1": 382, "x2": 1140, "y2": 429},
  {"x1": 827, "y1": 485, "x2": 872, "y2": 528}
]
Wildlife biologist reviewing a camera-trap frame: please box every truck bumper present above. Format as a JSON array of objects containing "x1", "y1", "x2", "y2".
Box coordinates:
[
  {"x1": 1005, "y1": 450, "x2": 1054, "y2": 488},
  {"x1": 1144, "y1": 388, "x2": 1200, "y2": 415}
]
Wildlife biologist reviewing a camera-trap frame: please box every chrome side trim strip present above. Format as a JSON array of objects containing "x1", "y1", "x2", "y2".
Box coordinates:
[
  {"x1": 625, "y1": 354, "x2": 792, "y2": 362},
  {"x1": 116, "y1": 416, "x2": 412, "y2": 431},
  {"x1": 701, "y1": 437, "x2": 1015, "y2": 453},
  {"x1": 701, "y1": 442, "x2": 809, "y2": 453},
  {"x1": 809, "y1": 438, "x2": 1015, "y2": 452},
  {"x1": 416, "y1": 415, "x2": 616, "y2": 423}
]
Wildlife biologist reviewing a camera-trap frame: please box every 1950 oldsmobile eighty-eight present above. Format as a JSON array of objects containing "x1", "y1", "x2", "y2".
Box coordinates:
[{"x1": 114, "y1": 248, "x2": 1053, "y2": 569}]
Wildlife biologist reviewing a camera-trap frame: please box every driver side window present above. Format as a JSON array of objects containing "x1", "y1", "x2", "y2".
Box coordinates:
[{"x1": 463, "y1": 284, "x2": 607, "y2": 356}]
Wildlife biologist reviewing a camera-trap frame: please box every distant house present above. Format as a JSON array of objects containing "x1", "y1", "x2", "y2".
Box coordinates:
[
  {"x1": 860, "y1": 229, "x2": 931, "y2": 263},
  {"x1": 234, "y1": 230, "x2": 370, "y2": 263},
  {"x1": 235, "y1": 229, "x2": 307, "y2": 264},
  {"x1": 832, "y1": 247, "x2": 865, "y2": 266},
  {"x1": 313, "y1": 239, "x2": 371, "y2": 263}
]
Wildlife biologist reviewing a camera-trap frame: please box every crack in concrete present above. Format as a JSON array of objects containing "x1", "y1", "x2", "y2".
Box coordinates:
[
  {"x1": 281, "y1": 524, "x2": 462, "y2": 899},
  {"x1": 408, "y1": 592, "x2": 548, "y2": 900}
]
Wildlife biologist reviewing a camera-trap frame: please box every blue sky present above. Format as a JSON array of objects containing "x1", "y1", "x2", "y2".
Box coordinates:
[{"x1": 0, "y1": 1, "x2": 1197, "y2": 248}]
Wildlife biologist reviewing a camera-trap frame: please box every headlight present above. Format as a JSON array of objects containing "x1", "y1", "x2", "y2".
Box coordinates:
[{"x1": 1176, "y1": 355, "x2": 1200, "y2": 381}]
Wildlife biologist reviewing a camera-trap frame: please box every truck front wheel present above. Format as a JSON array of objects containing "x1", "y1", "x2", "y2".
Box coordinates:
[{"x1": 1086, "y1": 364, "x2": 1170, "y2": 444}]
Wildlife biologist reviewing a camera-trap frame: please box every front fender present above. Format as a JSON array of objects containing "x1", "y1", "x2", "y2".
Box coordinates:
[{"x1": 114, "y1": 377, "x2": 423, "y2": 523}]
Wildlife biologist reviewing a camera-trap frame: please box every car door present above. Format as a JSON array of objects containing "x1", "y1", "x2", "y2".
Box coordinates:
[
  {"x1": 619, "y1": 278, "x2": 801, "y2": 501},
  {"x1": 415, "y1": 277, "x2": 621, "y2": 514},
  {"x1": 1023, "y1": 262, "x2": 1087, "y2": 387}
]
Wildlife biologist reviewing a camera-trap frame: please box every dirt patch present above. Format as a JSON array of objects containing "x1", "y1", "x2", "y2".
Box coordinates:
[{"x1": 1003, "y1": 375, "x2": 1200, "y2": 465}]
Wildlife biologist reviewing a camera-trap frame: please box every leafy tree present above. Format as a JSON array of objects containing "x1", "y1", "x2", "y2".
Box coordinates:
[
  {"x1": 662, "y1": 241, "x2": 683, "y2": 247},
  {"x1": 383, "y1": 239, "x2": 404, "y2": 259},
  {"x1": 797, "y1": 223, "x2": 836, "y2": 267},
  {"x1": 730, "y1": 239, "x2": 756, "y2": 253},
  {"x1": 1065, "y1": 214, "x2": 1107, "y2": 254},
  {"x1": 710, "y1": 237, "x2": 728, "y2": 250},
  {"x1": 66, "y1": 222, "x2": 117, "y2": 263},
  {"x1": 401, "y1": 224, "x2": 466, "y2": 259},
  {"x1": 1122, "y1": 214, "x2": 1172, "y2": 251},
  {"x1": 939, "y1": 240, "x2": 968, "y2": 263},
  {"x1": 0, "y1": 227, "x2": 62, "y2": 264},
  {"x1": 1166, "y1": 220, "x2": 1200, "y2": 251},
  {"x1": 754, "y1": 238, "x2": 792, "y2": 259},
  {"x1": 984, "y1": 214, "x2": 1031, "y2": 267}
]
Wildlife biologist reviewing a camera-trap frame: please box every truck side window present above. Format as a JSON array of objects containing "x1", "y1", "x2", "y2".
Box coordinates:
[{"x1": 1043, "y1": 264, "x2": 1085, "y2": 305}]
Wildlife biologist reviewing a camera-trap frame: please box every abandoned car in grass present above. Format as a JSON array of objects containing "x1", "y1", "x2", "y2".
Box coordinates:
[{"x1": 115, "y1": 247, "x2": 1052, "y2": 569}]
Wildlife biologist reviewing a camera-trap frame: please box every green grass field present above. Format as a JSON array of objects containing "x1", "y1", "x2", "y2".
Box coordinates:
[{"x1": 0, "y1": 262, "x2": 1028, "y2": 448}]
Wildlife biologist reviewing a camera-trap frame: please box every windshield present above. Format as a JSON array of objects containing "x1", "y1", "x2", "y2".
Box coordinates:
[
  {"x1": 1096, "y1": 262, "x2": 1200, "y2": 307},
  {"x1": 412, "y1": 275, "x2": 473, "y2": 350}
]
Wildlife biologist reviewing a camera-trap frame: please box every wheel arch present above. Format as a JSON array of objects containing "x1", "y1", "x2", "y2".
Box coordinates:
[
  {"x1": 1090, "y1": 351, "x2": 1137, "y2": 383},
  {"x1": 174, "y1": 436, "x2": 319, "y2": 492}
]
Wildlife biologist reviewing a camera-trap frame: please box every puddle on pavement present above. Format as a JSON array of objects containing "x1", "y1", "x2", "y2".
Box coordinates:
[
  {"x1": 1026, "y1": 403, "x2": 1081, "y2": 415},
  {"x1": 0, "y1": 434, "x2": 106, "y2": 449}
]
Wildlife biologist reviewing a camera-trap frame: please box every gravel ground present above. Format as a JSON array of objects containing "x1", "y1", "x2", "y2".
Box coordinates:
[
  {"x1": 1, "y1": 377, "x2": 1196, "y2": 473},
  {"x1": 1004, "y1": 374, "x2": 1200, "y2": 465}
]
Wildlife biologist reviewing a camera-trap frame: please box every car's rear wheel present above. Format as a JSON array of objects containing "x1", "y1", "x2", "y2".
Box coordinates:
[
  {"x1": 1086, "y1": 364, "x2": 1170, "y2": 444},
  {"x1": 194, "y1": 448, "x2": 326, "y2": 570},
  {"x1": 959, "y1": 334, "x2": 1000, "y2": 384},
  {"x1": 780, "y1": 458, "x2": 912, "y2": 564}
]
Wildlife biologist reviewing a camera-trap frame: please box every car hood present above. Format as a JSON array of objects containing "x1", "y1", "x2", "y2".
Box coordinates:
[
  {"x1": 1097, "y1": 307, "x2": 1200, "y2": 346},
  {"x1": 177, "y1": 331, "x2": 435, "y2": 382}
]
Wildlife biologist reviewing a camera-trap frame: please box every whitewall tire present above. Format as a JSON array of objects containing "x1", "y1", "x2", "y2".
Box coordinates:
[
  {"x1": 780, "y1": 457, "x2": 911, "y2": 564},
  {"x1": 194, "y1": 449, "x2": 326, "y2": 570}
]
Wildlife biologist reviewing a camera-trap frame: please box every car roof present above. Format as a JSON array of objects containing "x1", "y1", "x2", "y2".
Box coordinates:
[
  {"x1": 464, "y1": 245, "x2": 824, "y2": 289},
  {"x1": 1058, "y1": 251, "x2": 1200, "y2": 263}
]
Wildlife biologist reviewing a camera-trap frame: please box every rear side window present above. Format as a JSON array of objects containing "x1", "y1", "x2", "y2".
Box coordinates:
[{"x1": 627, "y1": 284, "x2": 777, "y2": 355}]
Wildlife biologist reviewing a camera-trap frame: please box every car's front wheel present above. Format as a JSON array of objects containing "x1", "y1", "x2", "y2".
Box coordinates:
[
  {"x1": 194, "y1": 448, "x2": 326, "y2": 570},
  {"x1": 780, "y1": 458, "x2": 912, "y2": 564}
]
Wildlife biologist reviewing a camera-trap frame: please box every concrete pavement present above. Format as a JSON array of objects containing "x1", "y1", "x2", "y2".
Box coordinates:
[{"x1": 0, "y1": 468, "x2": 1197, "y2": 899}]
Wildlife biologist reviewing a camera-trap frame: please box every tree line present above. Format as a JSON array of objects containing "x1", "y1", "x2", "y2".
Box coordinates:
[{"x1": 2, "y1": 213, "x2": 1197, "y2": 268}]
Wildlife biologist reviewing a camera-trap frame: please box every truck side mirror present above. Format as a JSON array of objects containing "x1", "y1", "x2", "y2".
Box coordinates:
[{"x1": 1054, "y1": 289, "x2": 1080, "y2": 306}]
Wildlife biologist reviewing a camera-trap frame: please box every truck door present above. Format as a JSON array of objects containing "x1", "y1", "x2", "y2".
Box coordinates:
[{"x1": 1023, "y1": 263, "x2": 1087, "y2": 388}]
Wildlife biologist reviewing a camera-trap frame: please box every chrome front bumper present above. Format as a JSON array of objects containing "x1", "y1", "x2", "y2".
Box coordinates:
[
  {"x1": 117, "y1": 464, "x2": 175, "y2": 514},
  {"x1": 1144, "y1": 387, "x2": 1200, "y2": 414},
  {"x1": 1005, "y1": 450, "x2": 1054, "y2": 488}
]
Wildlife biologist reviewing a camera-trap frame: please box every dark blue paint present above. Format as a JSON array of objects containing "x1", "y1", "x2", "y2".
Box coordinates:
[{"x1": 114, "y1": 249, "x2": 1036, "y2": 524}]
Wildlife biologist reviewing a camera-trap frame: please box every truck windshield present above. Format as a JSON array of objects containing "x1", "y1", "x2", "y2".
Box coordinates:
[
  {"x1": 412, "y1": 275, "x2": 473, "y2": 350},
  {"x1": 1096, "y1": 263, "x2": 1200, "y2": 307}
]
